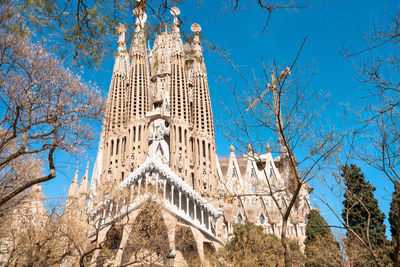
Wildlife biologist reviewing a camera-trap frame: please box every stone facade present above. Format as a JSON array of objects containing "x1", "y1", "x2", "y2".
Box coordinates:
[{"x1": 66, "y1": 3, "x2": 312, "y2": 266}]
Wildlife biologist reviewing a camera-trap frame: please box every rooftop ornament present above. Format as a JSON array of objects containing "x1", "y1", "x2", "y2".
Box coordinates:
[
  {"x1": 191, "y1": 23, "x2": 202, "y2": 46},
  {"x1": 170, "y1": 7, "x2": 181, "y2": 33},
  {"x1": 133, "y1": 3, "x2": 147, "y2": 33},
  {"x1": 229, "y1": 143, "x2": 235, "y2": 152},
  {"x1": 116, "y1": 23, "x2": 126, "y2": 50}
]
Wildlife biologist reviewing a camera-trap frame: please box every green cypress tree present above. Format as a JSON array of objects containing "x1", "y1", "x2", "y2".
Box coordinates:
[
  {"x1": 305, "y1": 209, "x2": 342, "y2": 267},
  {"x1": 341, "y1": 164, "x2": 389, "y2": 266},
  {"x1": 389, "y1": 181, "x2": 400, "y2": 265},
  {"x1": 389, "y1": 181, "x2": 400, "y2": 241},
  {"x1": 341, "y1": 164, "x2": 387, "y2": 248}
]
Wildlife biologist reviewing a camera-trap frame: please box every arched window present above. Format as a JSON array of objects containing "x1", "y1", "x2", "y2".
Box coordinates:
[
  {"x1": 251, "y1": 185, "x2": 256, "y2": 194},
  {"x1": 269, "y1": 163, "x2": 275, "y2": 179},
  {"x1": 232, "y1": 168, "x2": 237, "y2": 178},
  {"x1": 250, "y1": 168, "x2": 256, "y2": 178},
  {"x1": 271, "y1": 185, "x2": 276, "y2": 193},
  {"x1": 237, "y1": 214, "x2": 242, "y2": 223},
  {"x1": 260, "y1": 215, "x2": 265, "y2": 224}
]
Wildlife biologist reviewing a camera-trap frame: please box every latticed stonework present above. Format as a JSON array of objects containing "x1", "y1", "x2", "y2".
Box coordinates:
[
  {"x1": 64, "y1": 3, "x2": 311, "y2": 266},
  {"x1": 94, "y1": 5, "x2": 218, "y2": 196}
]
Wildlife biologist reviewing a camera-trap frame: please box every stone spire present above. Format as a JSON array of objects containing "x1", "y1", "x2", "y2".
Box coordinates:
[
  {"x1": 101, "y1": 23, "x2": 131, "y2": 187},
  {"x1": 66, "y1": 166, "x2": 79, "y2": 210},
  {"x1": 191, "y1": 23, "x2": 202, "y2": 54},
  {"x1": 168, "y1": 7, "x2": 192, "y2": 184},
  {"x1": 29, "y1": 184, "x2": 46, "y2": 215},
  {"x1": 79, "y1": 161, "x2": 89, "y2": 195},
  {"x1": 126, "y1": 2, "x2": 150, "y2": 171},
  {"x1": 189, "y1": 23, "x2": 217, "y2": 194},
  {"x1": 130, "y1": 4, "x2": 148, "y2": 55},
  {"x1": 104, "y1": 23, "x2": 130, "y2": 134},
  {"x1": 67, "y1": 166, "x2": 79, "y2": 199}
]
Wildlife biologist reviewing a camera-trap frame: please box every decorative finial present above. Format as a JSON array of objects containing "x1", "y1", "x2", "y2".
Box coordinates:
[
  {"x1": 116, "y1": 23, "x2": 126, "y2": 34},
  {"x1": 74, "y1": 166, "x2": 79, "y2": 183},
  {"x1": 116, "y1": 23, "x2": 126, "y2": 50},
  {"x1": 191, "y1": 23, "x2": 202, "y2": 47},
  {"x1": 278, "y1": 137, "x2": 288, "y2": 157},
  {"x1": 170, "y1": 7, "x2": 180, "y2": 33},
  {"x1": 266, "y1": 143, "x2": 271, "y2": 153},
  {"x1": 85, "y1": 161, "x2": 90, "y2": 177},
  {"x1": 248, "y1": 143, "x2": 253, "y2": 152},
  {"x1": 229, "y1": 143, "x2": 235, "y2": 152},
  {"x1": 191, "y1": 23, "x2": 201, "y2": 33},
  {"x1": 170, "y1": 6, "x2": 181, "y2": 16},
  {"x1": 32, "y1": 183, "x2": 42, "y2": 192},
  {"x1": 133, "y1": 4, "x2": 147, "y2": 33}
]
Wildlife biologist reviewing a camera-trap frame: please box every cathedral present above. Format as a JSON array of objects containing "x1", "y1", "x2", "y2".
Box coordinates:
[{"x1": 65, "y1": 3, "x2": 312, "y2": 266}]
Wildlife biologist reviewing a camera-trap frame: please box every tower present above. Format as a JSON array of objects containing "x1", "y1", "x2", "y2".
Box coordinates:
[
  {"x1": 127, "y1": 6, "x2": 149, "y2": 170},
  {"x1": 188, "y1": 23, "x2": 218, "y2": 195},
  {"x1": 101, "y1": 23, "x2": 130, "y2": 186},
  {"x1": 90, "y1": 4, "x2": 219, "y2": 200}
]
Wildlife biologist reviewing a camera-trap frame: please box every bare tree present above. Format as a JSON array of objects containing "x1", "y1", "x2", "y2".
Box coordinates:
[
  {"x1": 218, "y1": 39, "x2": 341, "y2": 266},
  {"x1": 0, "y1": 2, "x2": 105, "y2": 212},
  {"x1": 341, "y1": 8, "x2": 400, "y2": 267},
  {"x1": 3, "y1": 0, "x2": 308, "y2": 68}
]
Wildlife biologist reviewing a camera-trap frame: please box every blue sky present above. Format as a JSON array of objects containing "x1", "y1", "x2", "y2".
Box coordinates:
[{"x1": 42, "y1": 0, "x2": 399, "y2": 237}]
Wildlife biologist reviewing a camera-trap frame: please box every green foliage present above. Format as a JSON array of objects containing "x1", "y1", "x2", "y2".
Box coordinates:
[
  {"x1": 389, "y1": 181, "x2": 400, "y2": 263},
  {"x1": 341, "y1": 164, "x2": 390, "y2": 266},
  {"x1": 11, "y1": 0, "x2": 186, "y2": 68},
  {"x1": 389, "y1": 181, "x2": 400, "y2": 241},
  {"x1": 305, "y1": 209, "x2": 332, "y2": 241},
  {"x1": 341, "y1": 164, "x2": 387, "y2": 248},
  {"x1": 219, "y1": 221, "x2": 303, "y2": 266},
  {"x1": 304, "y1": 209, "x2": 342, "y2": 267},
  {"x1": 15, "y1": 0, "x2": 133, "y2": 68}
]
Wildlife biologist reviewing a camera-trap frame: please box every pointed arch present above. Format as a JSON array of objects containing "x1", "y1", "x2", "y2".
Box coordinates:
[
  {"x1": 203, "y1": 241, "x2": 217, "y2": 265},
  {"x1": 175, "y1": 225, "x2": 201, "y2": 266},
  {"x1": 120, "y1": 200, "x2": 169, "y2": 266},
  {"x1": 95, "y1": 225, "x2": 123, "y2": 266}
]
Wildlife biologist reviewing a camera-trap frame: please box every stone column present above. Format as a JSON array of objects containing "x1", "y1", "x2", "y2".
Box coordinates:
[
  {"x1": 155, "y1": 173, "x2": 159, "y2": 196},
  {"x1": 214, "y1": 217, "x2": 218, "y2": 237},
  {"x1": 201, "y1": 207, "x2": 204, "y2": 225},
  {"x1": 191, "y1": 227, "x2": 205, "y2": 263},
  {"x1": 102, "y1": 209, "x2": 106, "y2": 220},
  {"x1": 194, "y1": 202, "x2": 197, "y2": 221},
  {"x1": 138, "y1": 178, "x2": 142, "y2": 197},
  {"x1": 171, "y1": 184, "x2": 175, "y2": 206},
  {"x1": 178, "y1": 189, "x2": 182, "y2": 210},
  {"x1": 130, "y1": 183, "x2": 135, "y2": 200},
  {"x1": 163, "y1": 178, "x2": 167, "y2": 199},
  {"x1": 145, "y1": 172, "x2": 149, "y2": 193},
  {"x1": 207, "y1": 211, "x2": 211, "y2": 230},
  {"x1": 186, "y1": 195, "x2": 190, "y2": 216}
]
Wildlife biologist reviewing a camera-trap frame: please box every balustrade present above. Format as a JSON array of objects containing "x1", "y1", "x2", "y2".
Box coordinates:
[{"x1": 91, "y1": 158, "x2": 222, "y2": 239}]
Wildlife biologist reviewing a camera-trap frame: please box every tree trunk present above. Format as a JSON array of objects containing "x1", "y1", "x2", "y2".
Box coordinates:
[{"x1": 281, "y1": 220, "x2": 292, "y2": 267}]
